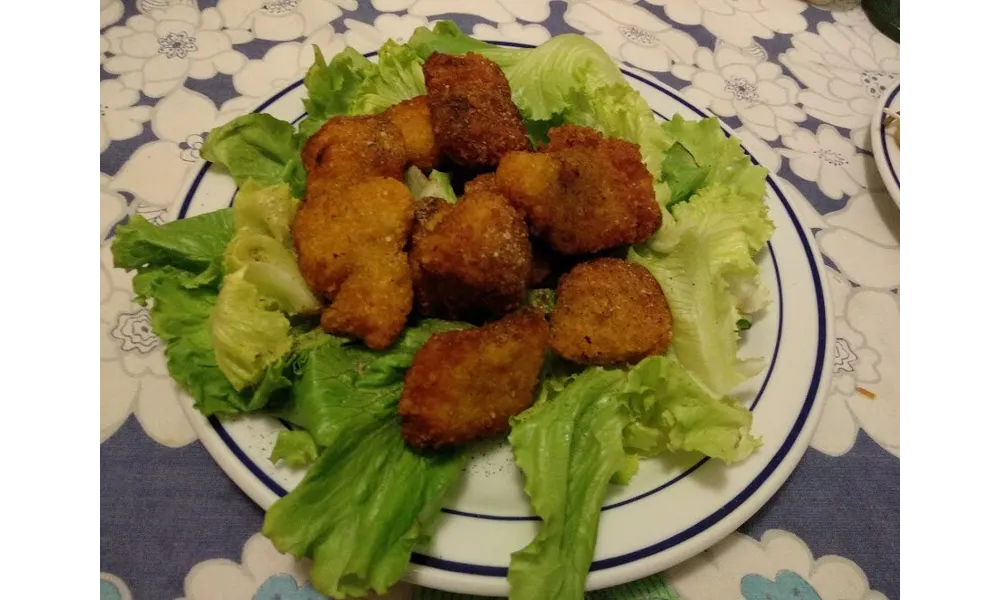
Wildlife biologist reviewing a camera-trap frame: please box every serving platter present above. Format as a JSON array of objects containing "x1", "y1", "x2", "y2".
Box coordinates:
[{"x1": 174, "y1": 43, "x2": 833, "y2": 596}]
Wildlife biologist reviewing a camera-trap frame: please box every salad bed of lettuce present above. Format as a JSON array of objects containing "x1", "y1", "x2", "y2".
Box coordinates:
[{"x1": 111, "y1": 22, "x2": 773, "y2": 600}]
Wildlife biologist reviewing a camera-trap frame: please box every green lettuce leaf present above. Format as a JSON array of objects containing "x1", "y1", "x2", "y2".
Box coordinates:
[
  {"x1": 403, "y1": 167, "x2": 457, "y2": 202},
  {"x1": 111, "y1": 210, "x2": 233, "y2": 283},
  {"x1": 210, "y1": 273, "x2": 292, "y2": 391},
  {"x1": 265, "y1": 420, "x2": 466, "y2": 599},
  {"x1": 270, "y1": 429, "x2": 320, "y2": 469},
  {"x1": 351, "y1": 40, "x2": 427, "y2": 114},
  {"x1": 631, "y1": 230, "x2": 757, "y2": 396},
  {"x1": 111, "y1": 212, "x2": 293, "y2": 415},
  {"x1": 201, "y1": 114, "x2": 300, "y2": 190},
  {"x1": 275, "y1": 320, "x2": 466, "y2": 445},
  {"x1": 261, "y1": 320, "x2": 468, "y2": 598},
  {"x1": 660, "y1": 115, "x2": 768, "y2": 208},
  {"x1": 621, "y1": 355, "x2": 760, "y2": 463},
  {"x1": 407, "y1": 21, "x2": 527, "y2": 68},
  {"x1": 231, "y1": 180, "x2": 300, "y2": 247},
  {"x1": 224, "y1": 181, "x2": 320, "y2": 315},
  {"x1": 507, "y1": 369, "x2": 632, "y2": 600},
  {"x1": 299, "y1": 46, "x2": 376, "y2": 138}
]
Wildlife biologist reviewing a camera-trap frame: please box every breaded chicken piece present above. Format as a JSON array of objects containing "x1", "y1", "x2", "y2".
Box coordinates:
[
  {"x1": 399, "y1": 309, "x2": 549, "y2": 449},
  {"x1": 383, "y1": 96, "x2": 440, "y2": 171},
  {"x1": 423, "y1": 52, "x2": 531, "y2": 170},
  {"x1": 292, "y1": 176, "x2": 416, "y2": 349},
  {"x1": 300, "y1": 115, "x2": 407, "y2": 183},
  {"x1": 411, "y1": 191, "x2": 532, "y2": 320},
  {"x1": 463, "y1": 172, "x2": 501, "y2": 196},
  {"x1": 550, "y1": 258, "x2": 672, "y2": 365},
  {"x1": 496, "y1": 124, "x2": 661, "y2": 255},
  {"x1": 319, "y1": 251, "x2": 413, "y2": 350}
]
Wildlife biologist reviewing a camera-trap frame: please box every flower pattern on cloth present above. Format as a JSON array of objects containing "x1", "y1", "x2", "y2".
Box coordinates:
[
  {"x1": 667, "y1": 529, "x2": 889, "y2": 599},
  {"x1": 818, "y1": 189, "x2": 899, "y2": 290},
  {"x1": 344, "y1": 14, "x2": 431, "y2": 52},
  {"x1": 565, "y1": 0, "x2": 698, "y2": 73},
  {"x1": 233, "y1": 25, "x2": 345, "y2": 99},
  {"x1": 102, "y1": 0, "x2": 125, "y2": 28},
  {"x1": 779, "y1": 125, "x2": 874, "y2": 200},
  {"x1": 674, "y1": 44, "x2": 804, "y2": 141},
  {"x1": 177, "y1": 533, "x2": 412, "y2": 600},
  {"x1": 101, "y1": 79, "x2": 153, "y2": 152},
  {"x1": 103, "y1": 5, "x2": 251, "y2": 97},
  {"x1": 779, "y1": 20, "x2": 899, "y2": 148},
  {"x1": 810, "y1": 266, "x2": 899, "y2": 457},
  {"x1": 650, "y1": 0, "x2": 808, "y2": 47},
  {"x1": 218, "y1": 0, "x2": 359, "y2": 42},
  {"x1": 376, "y1": 0, "x2": 552, "y2": 24}
]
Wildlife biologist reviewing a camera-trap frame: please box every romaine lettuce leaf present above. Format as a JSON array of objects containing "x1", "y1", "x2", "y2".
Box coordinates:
[
  {"x1": 660, "y1": 115, "x2": 768, "y2": 208},
  {"x1": 200, "y1": 114, "x2": 300, "y2": 190},
  {"x1": 261, "y1": 321, "x2": 469, "y2": 598},
  {"x1": 111, "y1": 212, "x2": 292, "y2": 415},
  {"x1": 351, "y1": 40, "x2": 427, "y2": 115},
  {"x1": 270, "y1": 430, "x2": 320, "y2": 469},
  {"x1": 298, "y1": 46, "x2": 376, "y2": 138},
  {"x1": 224, "y1": 182, "x2": 320, "y2": 315},
  {"x1": 507, "y1": 369, "x2": 632, "y2": 600},
  {"x1": 210, "y1": 272, "x2": 292, "y2": 391},
  {"x1": 407, "y1": 21, "x2": 527, "y2": 68},
  {"x1": 631, "y1": 229, "x2": 759, "y2": 396},
  {"x1": 621, "y1": 355, "x2": 760, "y2": 463}
]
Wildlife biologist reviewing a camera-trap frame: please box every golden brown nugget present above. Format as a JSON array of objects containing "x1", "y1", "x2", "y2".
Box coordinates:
[
  {"x1": 383, "y1": 96, "x2": 439, "y2": 171},
  {"x1": 550, "y1": 258, "x2": 672, "y2": 365},
  {"x1": 292, "y1": 177, "x2": 416, "y2": 349},
  {"x1": 399, "y1": 309, "x2": 549, "y2": 449},
  {"x1": 463, "y1": 172, "x2": 501, "y2": 196},
  {"x1": 319, "y1": 251, "x2": 413, "y2": 350},
  {"x1": 300, "y1": 115, "x2": 407, "y2": 183},
  {"x1": 411, "y1": 191, "x2": 532, "y2": 320},
  {"x1": 496, "y1": 124, "x2": 661, "y2": 255},
  {"x1": 423, "y1": 52, "x2": 531, "y2": 169}
]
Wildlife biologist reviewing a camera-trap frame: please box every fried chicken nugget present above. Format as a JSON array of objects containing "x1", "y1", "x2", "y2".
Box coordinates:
[
  {"x1": 463, "y1": 172, "x2": 500, "y2": 196},
  {"x1": 496, "y1": 124, "x2": 662, "y2": 255},
  {"x1": 550, "y1": 258, "x2": 672, "y2": 365},
  {"x1": 399, "y1": 309, "x2": 549, "y2": 449},
  {"x1": 423, "y1": 52, "x2": 531, "y2": 170},
  {"x1": 411, "y1": 191, "x2": 532, "y2": 320},
  {"x1": 383, "y1": 96, "x2": 440, "y2": 171},
  {"x1": 300, "y1": 115, "x2": 407, "y2": 183},
  {"x1": 292, "y1": 176, "x2": 415, "y2": 349},
  {"x1": 319, "y1": 250, "x2": 413, "y2": 350}
]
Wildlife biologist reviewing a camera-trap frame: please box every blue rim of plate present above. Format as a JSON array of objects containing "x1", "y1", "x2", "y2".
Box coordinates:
[
  {"x1": 878, "y1": 83, "x2": 900, "y2": 188},
  {"x1": 179, "y1": 43, "x2": 827, "y2": 578}
]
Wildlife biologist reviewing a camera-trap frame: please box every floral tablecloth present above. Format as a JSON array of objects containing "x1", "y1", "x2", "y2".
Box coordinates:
[{"x1": 100, "y1": 1, "x2": 900, "y2": 598}]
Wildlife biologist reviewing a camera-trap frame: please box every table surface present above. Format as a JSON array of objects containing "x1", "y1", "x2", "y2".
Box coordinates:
[{"x1": 99, "y1": 1, "x2": 900, "y2": 599}]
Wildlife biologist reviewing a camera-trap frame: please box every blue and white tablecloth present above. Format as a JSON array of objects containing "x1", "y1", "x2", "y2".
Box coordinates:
[{"x1": 100, "y1": 1, "x2": 900, "y2": 598}]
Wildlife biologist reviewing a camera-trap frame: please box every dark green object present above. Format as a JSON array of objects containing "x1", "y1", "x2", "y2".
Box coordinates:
[{"x1": 862, "y1": 0, "x2": 900, "y2": 43}]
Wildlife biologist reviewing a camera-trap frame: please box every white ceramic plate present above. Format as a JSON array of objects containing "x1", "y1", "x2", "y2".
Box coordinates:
[
  {"x1": 175, "y1": 44, "x2": 833, "y2": 597},
  {"x1": 871, "y1": 81, "x2": 900, "y2": 205}
]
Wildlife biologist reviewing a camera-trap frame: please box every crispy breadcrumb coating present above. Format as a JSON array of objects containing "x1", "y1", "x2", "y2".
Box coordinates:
[
  {"x1": 423, "y1": 52, "x2": 531, "y2": 170},
  {"x1": 496, "y1": 124, "x2": 661, "y2": 255},
  {"x1": 550, "y1": 258, "x2": 672, "y2": 365},
  {"x1": 399, "y1": 309, "x2": 549, "y2": 449}
]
